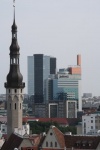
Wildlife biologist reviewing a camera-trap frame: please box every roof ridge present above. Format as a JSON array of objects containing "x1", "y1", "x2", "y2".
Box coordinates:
[{"x1": 52, "y1": 126, "x2": 65, "y2": 148}]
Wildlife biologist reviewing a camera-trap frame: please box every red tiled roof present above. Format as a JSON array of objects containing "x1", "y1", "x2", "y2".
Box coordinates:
[
  {"x1": 23, "y1": 117, "x2": 68, "y2": 125},
  {"x1": 52, "y1": 126, "x2": 65, "y2": 148},
  {"x1": 64, "y1": 135, "x2": 100, "y2": 149},
  {"x1": 29, "y1": 134, "x2": 43, "y2": 146}
]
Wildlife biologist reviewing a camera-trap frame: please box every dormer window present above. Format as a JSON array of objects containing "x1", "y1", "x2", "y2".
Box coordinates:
[
  {"x1": 82, "y1": 141, "x2": 87, "y2": 147},
  {"x1": 76, "y1": 141, "x2": 81, "y2": 147},
  {"x1": 83, "y1": 143, "x2": 85, "y2": 146},
  {"x1": 88, "y1": 141, "x2": 92, "y2": 147}
]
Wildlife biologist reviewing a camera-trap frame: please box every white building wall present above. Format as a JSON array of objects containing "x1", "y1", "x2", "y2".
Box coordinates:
[
  {"x1": 78, "y1": 80, "x2": 82, "y2": 111},
  {"x1": 82, "y1": 114, "x2": 96, "y2": 134},
  {"x1": 42, "y1": 126, "x2": 61, "y2": 149},
  {"x1": 14, "y1": 123, "x2": 30, "y2": 136}
]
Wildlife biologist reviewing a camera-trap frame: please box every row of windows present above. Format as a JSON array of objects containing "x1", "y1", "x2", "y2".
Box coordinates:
[
  {"x1": 9, "y1": 89, "x2": 22, "y2": 93},
  {"x1": 10, "y1": 103, "x2": 21, "y2": 110},
  {"x1": 10, "y1": 58, "x2": 19, "y2": 65},
  {"x1": 46, "y1": 141, "x2": 57, "y2": 147},
  {"x1": 84, "y1": 120, "x2": 100, "y2": 123}
]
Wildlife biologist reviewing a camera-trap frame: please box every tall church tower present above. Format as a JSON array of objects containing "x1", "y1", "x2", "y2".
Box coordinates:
[{"x1": 4, "y1": 6, "x2": 25, "y2": 138}]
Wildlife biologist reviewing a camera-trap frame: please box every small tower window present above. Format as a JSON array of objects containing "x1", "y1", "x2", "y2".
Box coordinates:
[
  {"x1": 15, "y1": 103, "x2": 16, "y2": 109},
  {"x1": 21, "y1": 89, "x2": 22, "y2": 93},
  {"x1": 15, "y1": 89, "x2": 17, "y2": 93},
  {"x1": 9, "y1": 89, "x2": 10, "y2": 93},
  {"x1": 20, "y1": 103, "x2": 21, "y2": 109},
  {"x1": 13, "y1": 58, "x2": 16, "y2": 64},
  {"x1": 10, "y1": 103, "x2": 11, "y2": 109}
]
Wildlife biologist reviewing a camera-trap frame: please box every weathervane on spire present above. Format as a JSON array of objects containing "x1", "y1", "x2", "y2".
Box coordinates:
[{"x1": 13, "y1": 0, "x2": 15, "y2": 7}]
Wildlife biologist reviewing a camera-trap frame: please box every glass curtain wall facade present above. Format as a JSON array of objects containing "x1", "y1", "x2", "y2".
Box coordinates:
[{"x1": 28, "y1": 54, "x2": 56, "y2": 103}]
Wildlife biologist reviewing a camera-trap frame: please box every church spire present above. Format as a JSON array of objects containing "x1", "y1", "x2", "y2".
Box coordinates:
[
  {"x1": 12, "y1": 4, "x2": 17, "y2": 39},
  {"x1": 4, "y1": 1, "x2": 25, "y2": 138},
  {"x1": 5, "y1": 2, "x2": 25, "y2": 89}
]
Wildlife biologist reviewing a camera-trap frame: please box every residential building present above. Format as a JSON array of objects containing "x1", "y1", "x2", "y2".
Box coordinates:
[
  {"x1": 27, "y1": 54, "x2": 56, "y2": 103},
  {"x1": 2, "y1": 125, "x2": 100, "y2": 150},
  {"x1": 82, "y1": 113, "x2": 100, "y2": 135}
]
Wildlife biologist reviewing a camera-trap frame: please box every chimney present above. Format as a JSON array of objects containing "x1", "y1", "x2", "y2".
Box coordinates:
[{"x1": 77, "y1": 54, "x2": 81, "y2": 66}]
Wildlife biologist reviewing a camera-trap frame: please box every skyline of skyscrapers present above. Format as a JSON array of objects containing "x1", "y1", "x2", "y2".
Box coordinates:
[
  {"x1": 27, "y1": 54, "x2": 56, "y2": 103},
  {"x1": 46, "y1": 54, "x2": 82, "y2": 111},
  {"x1": 28, "y1": 54, "x2": 82, "y2": 111}
]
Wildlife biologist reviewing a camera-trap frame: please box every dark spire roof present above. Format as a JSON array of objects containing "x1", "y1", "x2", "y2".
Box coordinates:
[
  {"x1": 5, "y1": 5, "x2": 25, "y2": 89},
  {"x1": 12, "y1": 6, "x2": 17, "y2": 32}
]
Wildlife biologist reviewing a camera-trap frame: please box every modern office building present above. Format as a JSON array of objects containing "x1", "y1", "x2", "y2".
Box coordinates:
[
  {"x1": 32, "y1": 100, "x2": 77, "y2": 118},
  {"x1": 46, "y1": 55, "x2": 82, "y2": 111},
  {"x1": 28, "y1": 54, "x2": 56, "y2": 103}
]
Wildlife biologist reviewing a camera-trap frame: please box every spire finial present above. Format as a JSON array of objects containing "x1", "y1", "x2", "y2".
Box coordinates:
[{"x1": 13, "y1": 0, "x2": 15, "y2": 22}]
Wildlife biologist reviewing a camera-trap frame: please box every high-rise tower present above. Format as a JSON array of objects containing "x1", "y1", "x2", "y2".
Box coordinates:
[
  {"x1": 4, "y1": 6, "x2": 25, "y2": 138},
  {"x1": 27, "y1": 54, "x2": 56, "y2": 103}
]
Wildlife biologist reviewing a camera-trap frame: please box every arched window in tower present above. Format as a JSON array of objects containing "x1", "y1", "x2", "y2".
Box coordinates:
[
  {"x1": 20, "y1": 103, "x2": 21, "y2": 109},
  {"x1": 15, "y1": 89, "x2": 17, "y2": 93},
  {"x1": 13, "y1": 33, "x2": 15, "y2": 38},
  {"x1": 13, "y1": 58, "x2": 16, "y2": 64},
  {"x1": 10, "y1": 103, "x2": 11, "y2": 110},
  {"x1": 15, "y1": 103, "x2": 16, "y2": 110},
  {"x1": 9, "y1": 89, "x2": 10, "y2": 93}
]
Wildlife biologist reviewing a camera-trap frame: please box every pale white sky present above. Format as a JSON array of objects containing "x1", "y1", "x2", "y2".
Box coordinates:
[{"x1": 0, "y1": 0, "x2": 100, "y2": 96}]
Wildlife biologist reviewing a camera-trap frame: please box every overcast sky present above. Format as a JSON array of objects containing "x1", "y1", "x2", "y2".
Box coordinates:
[{"x1": 0, "y1": 0, "x2": 100, "y2": 96}]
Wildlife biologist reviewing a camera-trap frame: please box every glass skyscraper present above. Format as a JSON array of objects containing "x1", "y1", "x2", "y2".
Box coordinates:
[{"x1": 27, "y1": 54, "x2": 56, "y2": 103}]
